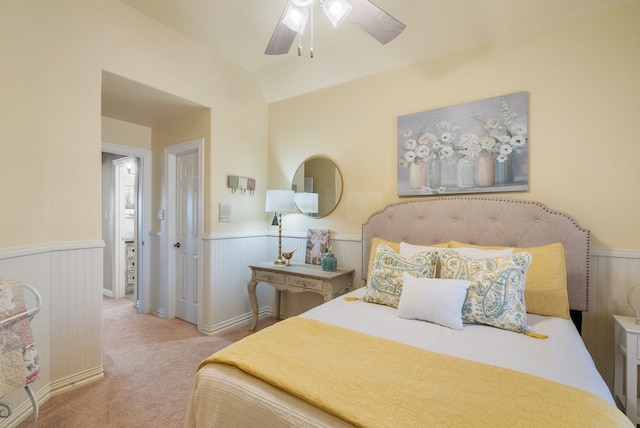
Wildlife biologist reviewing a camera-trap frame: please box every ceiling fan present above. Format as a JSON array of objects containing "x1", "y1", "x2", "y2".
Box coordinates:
[{"x1": 265, "y1": 0, "x2": 406, "y2": 56}]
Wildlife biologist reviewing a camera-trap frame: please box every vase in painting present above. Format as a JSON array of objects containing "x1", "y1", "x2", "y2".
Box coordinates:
[
  {"x1": 456, "y1": 157, "x2": 477, "y2": 188},
  {"x1": 427, "y1": 158, "x2": 442, "y2": 189},
  {"x1": 495, "y1": 156, "x2": 514, "y2": 185},
  {"x1": 408, "y1": 160, "x2": 426, "y2": 189},
  {"x1": 477, "y1": 153, "x2": 495, "y2": 187}
]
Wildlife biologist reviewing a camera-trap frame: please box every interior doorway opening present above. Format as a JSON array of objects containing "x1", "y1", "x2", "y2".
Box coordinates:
[{"x1": 101, "y1": 142, "x2": 152, "y2": 314}]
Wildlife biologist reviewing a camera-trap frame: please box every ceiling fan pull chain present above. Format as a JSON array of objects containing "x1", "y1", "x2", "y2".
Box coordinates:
[{"x1": 297, "y1": 32, "x2": 303, "y2": 56}]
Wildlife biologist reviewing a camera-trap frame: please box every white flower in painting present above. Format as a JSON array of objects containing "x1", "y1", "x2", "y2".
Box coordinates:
[
  {"x1": 480, "y1": 137, "x2": 496, "y2": 152},
  {"x1": 418, "y1": 135, "x2": 429, "y2": 145},
  {"x1": 499, "y1": 144, "x2": 513, "y2": 155},
  {"x1": 404, "y1": 151, "x2": 416, "y2": 163},
  {"x1": 436, "y1": 120, "x2": 456, "y2": 131},
  {"x1": 403, "y1": 139, "x2": 417, "y2": 150},
  {"x1": 486, "y1": 118, "x2": 500, "y2": 129},
  {"x1": 403, "y1": 129, "x2": 413, "y2": 138},
  {"x1": 470, "y1": 96, "x2": 528, "y2": 163},
  {"x1": 432, "y1": 140, "x2": 442, "y2": 150},
  {"x1": 459, "y1": 132, "x2": 479, "y2": 145},
  {"x1": 439, "y1": 145, "x2": 455, "y2": 158},
  {"x1": 511, "y1": 124, "x2": 527, "y2": 135},
  {"x1": 490, "y1": 130, "x2": 510, "y2": 143},
  {"x1": 414, "y1": 145, "x2": 430, "y2": 159},
  {"x1": 510, "y1": 135, "x2": 526, "y2": 147},
  {"x1": 440, "y1": 132, "x2": 453, "y2": 142}
]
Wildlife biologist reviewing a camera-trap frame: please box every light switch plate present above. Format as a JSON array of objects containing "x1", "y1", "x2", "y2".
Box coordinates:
[{"x1": 219, "y1": 203, "x2": 231, "y2": 222}]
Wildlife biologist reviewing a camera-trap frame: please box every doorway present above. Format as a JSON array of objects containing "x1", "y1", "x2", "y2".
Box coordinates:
[
  {"x1": 112, "y1": 156, "x2": 138, "y2": 301},
  {"x1": 102, "y1": 142, "x2": 152, "y2": 314}
]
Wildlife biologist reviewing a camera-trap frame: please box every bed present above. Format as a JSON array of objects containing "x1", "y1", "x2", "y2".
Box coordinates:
[{"x1": 186, "y1": 197, "x2": 631, "y2": 427}]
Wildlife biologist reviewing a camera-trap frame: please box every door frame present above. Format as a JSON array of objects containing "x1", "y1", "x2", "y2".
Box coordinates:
[
  {"x1": 102, "y1": 142, "x2": 152, "y2": 314},
  {"x1": 164, "y1": 138, "x2": 204, "y2": 329}
]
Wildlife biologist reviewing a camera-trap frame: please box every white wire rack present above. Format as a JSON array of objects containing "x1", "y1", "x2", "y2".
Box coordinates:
[{"x1": 0, "y1": 281, "x2": 42, "y2": 426}]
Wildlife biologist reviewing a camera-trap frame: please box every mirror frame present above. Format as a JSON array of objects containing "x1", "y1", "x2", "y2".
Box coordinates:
[{"x1": 292, "y1": 156, "x2": 343, "y2": 218}]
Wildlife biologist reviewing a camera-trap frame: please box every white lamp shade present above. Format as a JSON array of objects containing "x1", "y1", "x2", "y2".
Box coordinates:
[
  {"x1": 266, "y1": 190, "x2": 296, "y2": 213},
  {"x1": 322, "y1": 0, "x2": 352, "y2": 27},
  {"x1": 295, "y1": 192, "x2": 318, "y2": 214},
  {"x1": 282, "y1": 3, "x2": 309, "y2": 34}
]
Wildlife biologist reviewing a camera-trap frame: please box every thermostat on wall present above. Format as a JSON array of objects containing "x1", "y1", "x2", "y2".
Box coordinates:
[{"x1": 219, "y1": 203, "x2": 231, "y2": 222}]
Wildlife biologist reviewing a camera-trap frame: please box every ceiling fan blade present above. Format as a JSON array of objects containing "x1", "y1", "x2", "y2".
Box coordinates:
[
  {"x1": 265, "y1": 1, "x2": 298, "y2": 55},
  {"x1": 347, "y1": 0, "x2": 406, "y2": 45}
]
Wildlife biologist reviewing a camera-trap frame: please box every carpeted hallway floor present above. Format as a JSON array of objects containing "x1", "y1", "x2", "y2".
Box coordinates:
[{"x1": 18, "y1": 297, "x2": 276, "y2": 428}]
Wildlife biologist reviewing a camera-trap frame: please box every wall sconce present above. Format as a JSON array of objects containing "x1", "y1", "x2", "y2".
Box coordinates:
[
  {"x1": 295, "y1": 192, "x2": 318, "y2": 216},
  {"x1": 266, "y1": 189, "x2": 296, "y2": 264}
]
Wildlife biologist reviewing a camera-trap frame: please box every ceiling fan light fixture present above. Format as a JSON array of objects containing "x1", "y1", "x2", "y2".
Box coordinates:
[
  {"x1": 282, "y1": 3, "x2": 310, "y2": 35},
  {"x1": 322, "y1": 0, "x2": 352, "y2": 28}
]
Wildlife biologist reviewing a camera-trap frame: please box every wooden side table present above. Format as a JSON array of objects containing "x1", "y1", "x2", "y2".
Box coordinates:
[
  {"x1": 247, "y1": 262, "x2": 355, "y2": 331},
  {"x1": 613, "y1": 314, "x2": 640, "y2": 425}
]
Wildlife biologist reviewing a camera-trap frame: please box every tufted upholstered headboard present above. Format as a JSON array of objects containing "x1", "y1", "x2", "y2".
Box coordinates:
[{"x1": 361, "y1": 197, "x2": 591, "y2": 316}]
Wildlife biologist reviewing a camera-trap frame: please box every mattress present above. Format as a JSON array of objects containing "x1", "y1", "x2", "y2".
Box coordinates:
[{"x1": 186, "y1": 287, "x2": 615, "y2": 427}]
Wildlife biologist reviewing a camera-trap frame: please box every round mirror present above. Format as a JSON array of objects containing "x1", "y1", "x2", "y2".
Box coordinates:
[{"x1": 292, "y1": 156, "x2": 343, "y2": 218}]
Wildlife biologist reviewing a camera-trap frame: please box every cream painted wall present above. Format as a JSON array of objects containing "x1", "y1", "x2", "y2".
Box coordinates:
[
  {"x1": 0, "y1": 0, "x2": 269, "y2": 416},
  {"x1": 268, "y1": 2, "x2": 640, "y2": 251},
  {"x1": 0, "y1": 0, "x2": 269, "y2": 248},
  {"x1": 102, "y1": 117, "x2": 152, "y2": 150}
]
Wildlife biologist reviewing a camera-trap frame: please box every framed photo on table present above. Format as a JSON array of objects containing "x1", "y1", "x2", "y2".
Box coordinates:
[{"x1": 306, "y1": 229, "x2": 329, "y2": 265}]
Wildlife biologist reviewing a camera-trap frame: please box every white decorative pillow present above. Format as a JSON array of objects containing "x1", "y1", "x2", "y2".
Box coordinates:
[
  {"x1": 440, "y1": 249, "x2": 532, "y2": 334},
  {"x1": 399, "y1": 242, "x2": 447, "y2": 257},
  {"x1": 397, "y1": 273, "x2": 471, "y2": 330},
  {"x1": 363, "y1": 243, "x2": 438, "y2": 308},
  {"x1": 448, "y1": 246, "x2": 513, "y2": 259}
]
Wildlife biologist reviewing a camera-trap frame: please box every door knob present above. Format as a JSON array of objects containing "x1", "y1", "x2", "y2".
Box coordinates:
[{"x1": 174, "y1": 242, "x2": 181, "y2": 248}]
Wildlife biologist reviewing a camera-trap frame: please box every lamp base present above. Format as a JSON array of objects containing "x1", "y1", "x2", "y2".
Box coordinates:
[{"x1": 274, "y1": 258, "x2": 287, "y2": 265}]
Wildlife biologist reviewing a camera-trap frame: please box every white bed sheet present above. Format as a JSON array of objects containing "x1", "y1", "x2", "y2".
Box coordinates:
[
  {"x1": 186, "y1": 288, "x2": 614, "y2": 427},
  {"x1": 302, "y1": 288, "x2": 614, "y2": 405}
]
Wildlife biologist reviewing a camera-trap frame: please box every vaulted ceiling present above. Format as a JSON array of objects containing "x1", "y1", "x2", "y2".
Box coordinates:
[{"x1": 104, "y1": 0, "x2": 631, "y2": 126}]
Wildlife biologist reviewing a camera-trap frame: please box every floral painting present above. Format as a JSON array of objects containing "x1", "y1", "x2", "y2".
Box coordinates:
[{"x1": 397, "y1": 91, "x2": 529, "y2": 196}]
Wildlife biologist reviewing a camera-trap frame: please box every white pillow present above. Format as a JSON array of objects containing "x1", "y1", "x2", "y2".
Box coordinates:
[
  {"x1": 397, "y1": 273, "x2": 471, "y2": 330},
  {"x1": 448, "y1": 246, "x2": 513, "y2": 259},
  {"x1": 400, "y1": 242, "x2": 445, "y2": 257}
]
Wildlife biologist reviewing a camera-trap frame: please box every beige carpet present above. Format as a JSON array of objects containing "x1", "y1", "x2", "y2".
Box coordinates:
[{"x1": 18, "y1": 297, "x2": 276, "y2": 428}]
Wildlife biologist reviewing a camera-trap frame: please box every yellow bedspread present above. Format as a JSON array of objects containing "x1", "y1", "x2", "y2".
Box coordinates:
[{"x1": 200, "y1": 317, "x2": 631, "y2": 428}]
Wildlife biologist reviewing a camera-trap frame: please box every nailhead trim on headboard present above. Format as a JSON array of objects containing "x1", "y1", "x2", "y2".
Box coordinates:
[{"x1": 361, "y1": 197, "x2": 590, "y2": 312}]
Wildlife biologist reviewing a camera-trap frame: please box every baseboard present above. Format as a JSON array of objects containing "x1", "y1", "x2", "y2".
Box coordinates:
[
  {"x1": 2, "y1": 384, "x2": 51, "y2": 428},
  {"x1": 49, "y1": 365, "x2": 104, "y2": 396},
  {"x1": 200, "y1": 307, "x2": 275, "y2": 335}
]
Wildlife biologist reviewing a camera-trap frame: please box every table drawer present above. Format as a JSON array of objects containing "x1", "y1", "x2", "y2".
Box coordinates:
[
  {"x1": 290, "y1": 275, "x2": 324, "y2": 292},
  {"x1": 255, "y1": 270, "x2": 285, "y2": 284}
]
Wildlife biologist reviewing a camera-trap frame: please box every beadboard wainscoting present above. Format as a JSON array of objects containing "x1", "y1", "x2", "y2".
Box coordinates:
[
  {"x1": 197, "y1": 232, "x2": 365, "y2": 335},
  {"x1": 0, "y1": 241, "x2": 104, "y2": 427},
  {"x1": 585, "y1": 249, "x2": 640, "y2": 391}
]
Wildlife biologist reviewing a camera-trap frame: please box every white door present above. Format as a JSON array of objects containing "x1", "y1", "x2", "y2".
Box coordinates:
[{"x1": 174, "y1": 151, "x2": 199, "y2": 324}]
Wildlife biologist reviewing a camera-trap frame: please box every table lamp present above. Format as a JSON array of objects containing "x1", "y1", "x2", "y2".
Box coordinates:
[
  {"x1": 295, "y1": 192, "x2": 318, "y2": 216},
  {"x1": 266, "y1": 190, "x2": 296, "y2": 264}
]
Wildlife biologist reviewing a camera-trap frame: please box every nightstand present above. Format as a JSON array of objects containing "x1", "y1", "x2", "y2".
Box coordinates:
[
  {"x1": 613, "y1": 314, "x2": 640, "y2": 425},
  {"x1": 247, "y1": 262, "x2": 354, "y2": 331}
]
